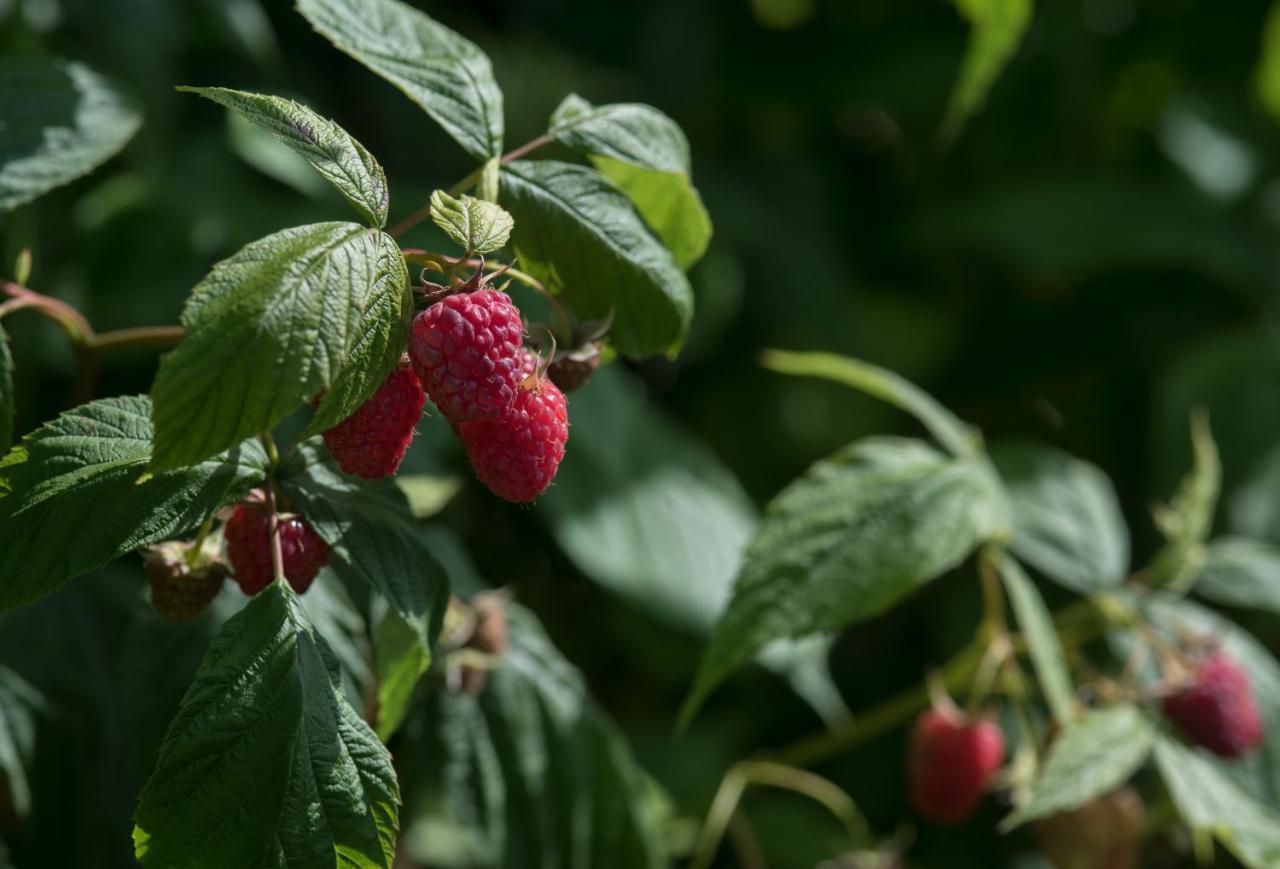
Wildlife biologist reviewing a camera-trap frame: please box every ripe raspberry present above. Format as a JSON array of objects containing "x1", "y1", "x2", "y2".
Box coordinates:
[
  {"x1": 321, "y1": 363, "x2": 425, "y2": 478},
  {"x1": 143, "y1": 540, "x2": 226, "y2": 621},
  {"x1": 1036, "y1": 787, "x2": 1144, "y2": 869},
  {"x1": 409, "y1": 289, "x2": 525, "y2": 422},
  {"x1": 907, "y1": 707, "x2": 1004, "y2": 825},
  {"x1": 548, "y1": 342, "x2": 601, "y2": 393},
  {"x1": 459, "y1": 378, "x2": 568, "y2": 503},
  {"x1": 517, "y1": 348, "x2": 539, "y2": 382},
  {"x1": 1161, "y1": 651, "x2": 1263, "y2": 758},
  {"x1": 224, "y1": 501, "x2": 330, "y2": 596}
]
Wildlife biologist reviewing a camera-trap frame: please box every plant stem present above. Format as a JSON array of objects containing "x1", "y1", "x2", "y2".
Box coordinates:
[
  {"x1": 688, "y1": 760, "x2": 871, "y2": 869},
  {"x1": 388, "y1": 134, "x2": 554, "y2": 239},
  {"x1": 258, "y1": 433, "x2": 286, "y2": 584},
  {"x1": 90, "y1": 325, "x2": 184, "y2": 352},
  {"x1": 772, "y1": 595, "x2": 1103, "y2": 769},
  {"x1": 2, "y1": 282, "x2": 93, "y2": 344}
]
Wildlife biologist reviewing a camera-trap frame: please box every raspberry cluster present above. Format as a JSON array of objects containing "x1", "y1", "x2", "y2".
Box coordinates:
[
  {"x1": 224, "y1": 501, "x2": 331, "y2": 596},
  {"x1": 907, "y1": 707, "x2": 1004, "y2": 825},
  {"x1": 410, "y1": 284, "x2": 570, "y2": 503}
]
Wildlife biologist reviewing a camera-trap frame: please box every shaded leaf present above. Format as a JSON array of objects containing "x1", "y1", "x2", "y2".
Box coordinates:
[
  {"x1": 297, "y1": 0, "x2": 503, "y2": 160},
  {"x1": 685, "y1": 436, "x2": 1004, "y2": 721},
  {"x1": 150, "y1": 222, "x2": 410, "y2": 470},
  {"x1": 1154, "y1": 736, "x2": 1280, "y2": 869},
  {"x1": 0, "y1": 57, "x2": 141, "y2": 211},
  {"x1": 0, "y1": 666, "x2": 44, "y2": 818},
  {"x1": 500, "y1": 160, "x2": 692, "y2": 358},
  {"x1": 1194, "y1": 537, "x2": 1280, "y2": 614},
  {"x1": 1002, "y1": 705, "x2": 1154, "y2": 830},
  {"x1": 0, "y1": 396, "x2": 266, "y2": 611},
  {"x1": 133, "y1": 583, "x2": 398, "y2": 867},
  {"x1": 998, "y1": 554, "x2": 1074, "y2": 723},
  {"x1": 550, "y1": 94, "x2": 710, "y2": 267},
  {"x1": 408, "y1": 605, "x2": 667, "y2": 868},
  {"x1": 430, "y1": 189, "x2": 513, "y2": 255},
  {"x1": 991, "y1": 441, "x2": 1129, "y2": 593},
  {"x1": 537, "y1": 367, "x2": 846, "y2": 724},
  {"x1": 179, "y1": 86, "x2": 389, "y2": 226}
]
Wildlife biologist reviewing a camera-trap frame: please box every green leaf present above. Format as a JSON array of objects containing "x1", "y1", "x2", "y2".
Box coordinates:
[
  {"x1": 0, "y1": 396, "x2": 266, "y2": 611},
  {"x1": 1150, "y1": 412, "x2": 1220, "y2": 588},
  {"x1": 373, "y1": 606, "x2": 428, "y2": 742},
  {"x1": 300, "y1": 570, "x2": 375, "y2": 711},
  {"x1": 1001, "y1": 705, "x2": 1154, "y2": 830},
  {"x1": 0, "y1": 322, "x2": 12, "y2": 455},
  {"x1": 296, "y1": 0, "x2": 503, "y2": 160},
  {"x1": 998, "y1": 554, "x2": 1074, "y2": 723},
  {"x1": 0, "y1": 57, "x2": 141, "y2": 211},
  {"x1": 500, "y1": 160, "x2": 692, "y2": 359},
  {"x1": 150, "y1": 222, "x2": 410, "y2": 470},
  {"x1": 1232, "y1": 445, "x2": 1280, "y2": 544},
  {"x1": 429, "y1": 189, "x2": 513, "y2": 255},
  {"x1": 179, "y1": 86, "x2": 389, "y2": 227},
  {"x1": 550, "y1": 94, "x2": 710, "y2": 268},
  {"x1": 1194, "y1": 537, "x2": 1280, "y2": 614},
  {"x1": 990, "y1": 441, "x2": 1129, "y2": 593},
  {"x1": 408, "y1": 605, "x2": 668, "y2": 868},
  {"x1": 280, "y1": 439, "x2": 449, "y2": 737},
  {"x1": 1255, "y1": 2, "x2": 1280, "y2": 121},
  {"x1": 536, "y1": 366, "x2": 847, "y2": 725},
  {"x1": 941, "y1": 0, "x2": 1033, "y2": 141},
  {"x1": 0, "y1": 665, "x2": 44, "y2": 818},
  {"x1": 1154, "y1": 736, "x2": 1280, "y2": 869},
  {"x1": 133, "y1": 583, "x2": 399, "y2": 868},
  {"x1": 761, "y1": 349, "x2": 979, "y2": 458},
  {"x1": 685, "y1": 436, "x2": 1004, "y2": 721}
]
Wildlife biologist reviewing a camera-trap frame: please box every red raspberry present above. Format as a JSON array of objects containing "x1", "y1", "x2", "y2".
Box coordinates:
[
  {"x1": 143, "y1": 540, "x2": 227, "y2": 621},
  {"x1": 321, "y1": 363, "x2": 425, "y2": 478},
  {"x1": 907, "y1": 707, "x2": 1004, "y2": 825},
  {"x1": 459, "y1": 378, "x2": 568, "y2": 503},
  {"x1": 409, "y1": 289, "x2": 525, "y2": 422},
  {"x1": 224, "y1": 501, "x2": 330, "y2": 596},
  {"x1": 1162, "y1": 651, "x2": 1263, "y2": 758}
]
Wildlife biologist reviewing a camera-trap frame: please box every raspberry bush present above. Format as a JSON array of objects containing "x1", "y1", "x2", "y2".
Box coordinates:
[{"x1": 4, "y1": 2, "x2": 1280, "y2": 868}]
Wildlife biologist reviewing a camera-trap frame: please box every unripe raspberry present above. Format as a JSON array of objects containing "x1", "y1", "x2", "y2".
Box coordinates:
[
  {"x1": 224, "y1": 501, "x2": 330, "y2": 596},
  {"x1": 459, "y1": 378, "x2": 568, "y2": 503},
  {"x1": 143, "y1": 540, "x2": 226, "y2": 621},
  {"x1": 1162, "y1": 651, "x2": 1263, "y2": 758},
  {"x1": 907, "y1": 707, "x2": 1004, "y2": 825},
  {"x1": 1036, "y1": 787, "x2": 1144, "y2": 869},
  {"x1": 320, "y1": 363, "x2": 425, "y2": 478},
  {"x1": 548, "y1": 342, "x2": 601, "y2": 393},
  {"x1": 467, "y1": 595, "x2": 508, "y2": 656},
  {"x1": 409, "y1": 289, "x2": 525, "y2": 422}
]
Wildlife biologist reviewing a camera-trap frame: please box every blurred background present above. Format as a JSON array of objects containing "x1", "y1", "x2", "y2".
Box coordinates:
[{"x1": 5, "y1": 0, "x2": 1280, "y2": 866}]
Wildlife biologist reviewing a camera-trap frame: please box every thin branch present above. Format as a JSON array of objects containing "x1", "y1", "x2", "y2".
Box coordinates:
[
  {"x1": 259, "y1": 434, "x2": 286, "y2": 584},
  {"x1": 388, "y1": 133, "x2": 554, "y2": 239}
]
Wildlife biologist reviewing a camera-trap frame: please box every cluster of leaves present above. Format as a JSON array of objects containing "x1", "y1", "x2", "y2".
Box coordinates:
[
  {"x1": 0, "y1": 0, "x2": 714, "y2": 864},
  {"x1": 679, "y1": 348, "x2": 1280, "y2": 866}
]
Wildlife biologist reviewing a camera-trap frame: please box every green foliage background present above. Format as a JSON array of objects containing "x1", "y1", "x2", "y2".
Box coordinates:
[{"x1": 5, "y1": 0, "x2": 1280, "y2": 866}]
